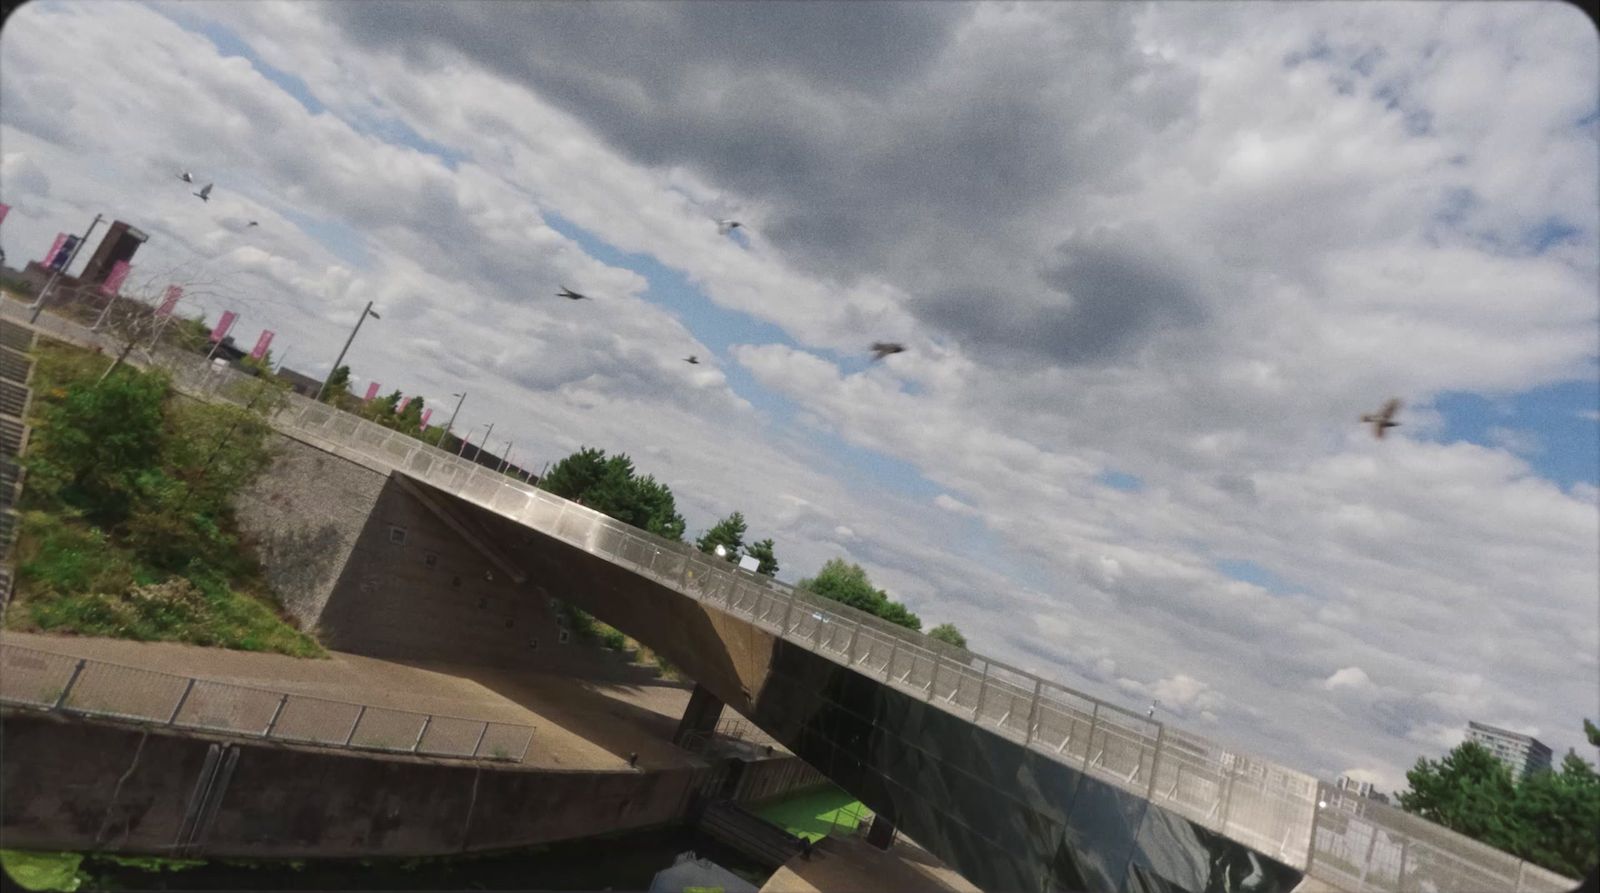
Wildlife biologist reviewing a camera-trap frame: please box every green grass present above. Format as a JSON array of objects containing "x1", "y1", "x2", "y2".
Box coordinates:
[
  {"x1": 751, "y1": 786, "x2": 873, "y2": 842},
  {"x1": 0, "y1": 851, "x2": 86, "y2": 892}
]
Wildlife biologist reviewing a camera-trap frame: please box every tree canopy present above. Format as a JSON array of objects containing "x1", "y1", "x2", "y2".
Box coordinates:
[
  {"x1": 539, "y1": 447, "x2": 686, "y2": 541},
  {"x1": 745, "y1": 537, "x2": 779, "y2": 577},
  {"x1": 798, "y1": 558, "x2": 921, "y2": 631},
  {"x1": 928, "y1": 622, "x2": 968, "y2": 650},
  {"x1": 697, "y1": 511, "x2": 746, "y2": 559},
  {"x1": 319, "y1": 365, "x2": 351, "y2": 403},
  {"x1": 1398, "y1": 726, "x2": 1599, "y2": 878}
]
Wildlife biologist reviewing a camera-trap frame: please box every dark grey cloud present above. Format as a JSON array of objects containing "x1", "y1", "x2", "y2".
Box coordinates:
[
  {"x1": 915, "y1": 227, "x2": 1208, "y2": 366},
  {"x1": 317, "y1": 1, "x2": 1201, "y2": 344}
]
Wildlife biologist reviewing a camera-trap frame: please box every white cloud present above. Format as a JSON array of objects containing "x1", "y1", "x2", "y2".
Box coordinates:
[{"x1": 1323, "y1": 667, "x2": 1374, "y2": 692}]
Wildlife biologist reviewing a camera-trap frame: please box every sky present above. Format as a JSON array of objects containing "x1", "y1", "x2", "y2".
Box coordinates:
[{"x1": 1, "y1": 0, "x2": 1596, "y2": 793}]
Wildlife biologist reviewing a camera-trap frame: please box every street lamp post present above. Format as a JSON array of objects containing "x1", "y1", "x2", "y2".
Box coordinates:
[
  {"x1": 460, "y1": 421, "x2": 494, "y2": 459},
  {"x1": 30, "y1": 213, "x2": 103, "y2": 324},
  {"x1": 442, "y1": 392, "x2": 467, "y2": 444},
  {"x1": 314, "y1": 301, "x2": 379, "y2": 402},
  {"x1": 497, "y1": 441, "x2": 514, "y2": 474}
]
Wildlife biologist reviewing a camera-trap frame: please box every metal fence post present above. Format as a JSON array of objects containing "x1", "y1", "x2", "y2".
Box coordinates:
[
  {"x1": 412, "y1": 715, "x2": 433, "y2": 753},
  {"x1": 1082, "y1": 704, "x2": 1100, "y2": 771},
  {"x1": 344, "y1": 705, "x2": 367, "y2": 746},
  {"x1": 845, "y1": 620, "x2": 862, "y2": 666},
  {"x1": 53, "y1": 659, "x2": 87, "y2": 710},
  {"x1": 517, "y1": 726, "x2": 533, "y2": 763},
  {"x1": 1145, "y1": 723, "x2": 1166, "y2": 800},
  {"x1": 168, "y1": 678, "x2": 198, "y2": 725},
  {"x1": 884, "y1": 638, "x2": 898, "y2": 682},
  {"x1": 926, "y1": 650, "x2": 943, "y2": 701},
  {"x1": 972, "y1": 661, "x2": 991, "y2": 721},
  {"x1": 263, "y1": 694, "x2": 289, "y2": 737},
  {"x1": 1024, "y1": 677, "x2": 1044, "y2": 746},
  {"x1": 470, "y1": 722, "x2": 490, "y2": 759},
  {"x1": 780, "y1": 588, "x2": 797, "y2": 635},
  {"x1": 1302, "y1": 785, "x2": 1324, "y2": 877},
  {"x1": 1396, "y1": 839, "x2": 1408, "y2": 893}
]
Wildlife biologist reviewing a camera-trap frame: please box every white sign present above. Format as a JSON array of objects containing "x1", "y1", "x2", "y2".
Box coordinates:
[{"x1": 737, "y1": 554, "x2": 761, "y2": 572}]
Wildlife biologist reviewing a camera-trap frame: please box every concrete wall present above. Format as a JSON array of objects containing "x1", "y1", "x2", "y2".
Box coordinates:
[
  {"x1": 234, "y1": 435, "x2": 386, "y2": 631},
  {"x1": 1, "y1": 709, "x2": 822, "y2": 859}
]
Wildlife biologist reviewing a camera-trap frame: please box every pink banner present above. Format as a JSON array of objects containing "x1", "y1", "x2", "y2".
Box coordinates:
[
  {"x1": 44, "y1": 232, "x2": 66, "y2": 266},
  {"x1": 0, "y1": 203, "x2": 9, "y2": 226},
  {"x1": 363, "y1": 381, "x2": 380, "y2": 402},
  {"x1": 418, "y1": 408, "x2": 433, "y2": 430},
  {"x1": 396, "y1": 396, "x2": 411, "y2": 414},
  {"x1": 156, "y1": 285, "x2": 183, "y2": 317},
  {"x1": 250, "y1": 330, "x2": 275, "y2": 361},
  {"x1": 99, "y1": 260, "x2": 132, "y2": 296},
  {"x1": 209, "y1": 310, "x2": 237, "y2": 343}
]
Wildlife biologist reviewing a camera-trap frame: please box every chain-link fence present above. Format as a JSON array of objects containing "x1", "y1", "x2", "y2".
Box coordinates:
[
  {"x1": 13, "y1": 315, "x2": 1578, "y2": 891},
  {"x1": 0, "y1": 643, "x2": 533, "y2": 763}
]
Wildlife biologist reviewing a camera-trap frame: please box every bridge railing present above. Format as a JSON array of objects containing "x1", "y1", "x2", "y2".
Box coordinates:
[
  {"x1": 146, "y1": 340, "x2": 1576, "y2": 891},
  {"x1": 0, "y1": 643, "x2": 534, "y2": 763}
]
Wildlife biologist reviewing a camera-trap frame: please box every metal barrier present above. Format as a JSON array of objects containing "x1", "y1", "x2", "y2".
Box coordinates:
[
  {"x1": 0, "y1": 643, "x2": 534, "y2": 763},
  {"x1": 13, "y1": 315, "x2": 1578, "y2": 892}
]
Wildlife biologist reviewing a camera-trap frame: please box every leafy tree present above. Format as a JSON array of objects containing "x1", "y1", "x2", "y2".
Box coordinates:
[
  {"x1": 319, "y1": 365, "x2": 352, "y2": 403},
  {"x1": 1585, "y1": 718, "x2": 1600, "y2": 748},
  {"x1": 539, "y1": 447, "x2": 686, "y2": 541},
  {"x1": 1399, "y1": 727, "x2": 1600, "y2": 879},
  {"x1": 745, "y1": 537, "x2": 779, "y2": 577},
  {"x1": 697, "y1": 511, "x2": 747, "y2": 560},
  {"x1": 395, "y1": 394, "x2": 425, "y2": 431},
  {"x1": 26, "y1": 371, "x2": 168, "y2": 526},
  {"x1": 360, "y1": 389, "x2": 403, "y2": 424},
  {"x1": 798, "y1": 558, "x2": 921, "y2": 631},
  {"x1": 929, "y1": 622, "x2": 968, "y2": 650}
]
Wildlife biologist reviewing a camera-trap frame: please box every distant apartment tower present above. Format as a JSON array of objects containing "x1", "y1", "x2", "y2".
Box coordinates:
[{"x1": 1465, "y1": 721, "x2": 1552, "y2": 781}]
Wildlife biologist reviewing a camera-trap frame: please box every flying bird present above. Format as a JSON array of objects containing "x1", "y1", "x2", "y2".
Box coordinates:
[
  {"x1": 177, "y1": 170, "x2": 194, "y2": 183},
  {"x1": 556, "y1": 286, "x2": 588, "y2": 301},
  {"x1": 1361, "y1": 398, "x2": 1402, "y2": 439},
  {"x1": 870, "y1": 341, "x2": 906, "y2": 361},
  {"x1": 246, "y1": 220, "x2": 259, "y2": 228},
  {"x1": 684, "y1": 355, "x2": 700, "y2": 365},
  {"x1": 194, "y1": 183, "x2": 213, "y2": 202},
  {"x1": 716, "y1": 219, "x2": 742, "y2": 235}
]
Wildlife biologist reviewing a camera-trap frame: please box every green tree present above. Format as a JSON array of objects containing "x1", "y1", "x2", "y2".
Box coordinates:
[
  {"x1": 319, "y1": 365, "x2": 351, "y2": 403},
  {"x1": 1399, "y1": 727, "x2": 1600, "y2": 879},
  {"x1": 360, "y1": 389, "x2": 403, "y2": 424},
  {"x1": 26, "y1": 371, "x2": 168, "y2": 526},
  {"x1": 745, "y1": 537, "x2": 779, "y2": 577},
  {"x1": 539, "y1": 447, "x2": 686, "y2": 541},
  {"x1": 928, "y1": 622, "x2": 968, "y2": 650},
  {"x1": 697, "y1": 511, "x2": 747, "y2": 560},
  {"x1": 798, "y1": 558, "x2": 921, "y2": 631},
  {"x1": 1585, "y1": 718, "x2": 1600, "y2": 748}
]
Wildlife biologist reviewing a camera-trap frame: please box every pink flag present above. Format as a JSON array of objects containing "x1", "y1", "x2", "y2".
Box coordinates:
[
  {"x1": 363, "y1": 381, "x2": 380, "y2": 402},
  {"x1": 250, "y1": 330, "x2": 275, "y2": 360},
  {"x1": 0, "y1": 203, "x2": 10, "y2": 226},
  {"x1": 156, "y1": 285, "x2": 183, "y2": 317},
  {"x1": 419, "y1": 408, "x2": 433, "y2": 430},
  {"x1": 210, "y1": 310, "x2": 237, "y2": 343},
  {"x1": 396, "y1": 396, "x2": 411, "y2": 414},
  {"x1": 44, "y1": 232, "x2": 66, "y2": 266},
  {"x1": 99, "y1": 260, "x2": 132, "y2": 296}
]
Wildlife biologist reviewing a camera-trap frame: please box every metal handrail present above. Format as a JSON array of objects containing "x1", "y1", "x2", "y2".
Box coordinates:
[{"x1": 12, "y1": 313, "x2": 1577, "y2": 893}]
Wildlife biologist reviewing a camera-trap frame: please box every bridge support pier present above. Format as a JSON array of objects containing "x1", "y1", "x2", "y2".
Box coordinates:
[
  {"x1": 865, "y1": 813, "x2": 896, "y2": 850},
  {"x1": 672, "y1": 683, "x2": 726, "y2": 748}
]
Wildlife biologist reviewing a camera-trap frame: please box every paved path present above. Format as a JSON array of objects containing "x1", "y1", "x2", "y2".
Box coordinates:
[
  {"x1": 1, "y1": 630, "x2": 728, "y2": 771},
  {"x1": 759, "y1": 835, "x2": 980, "y2": 893}
]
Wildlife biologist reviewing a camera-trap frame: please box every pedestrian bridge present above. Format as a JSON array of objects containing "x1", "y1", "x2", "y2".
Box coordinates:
[{"x1": 175, "y1": 359, "x2": 1572, "y2": 893}]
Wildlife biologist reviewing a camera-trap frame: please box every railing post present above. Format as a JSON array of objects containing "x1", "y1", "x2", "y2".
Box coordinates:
[
  {"x1": 1082, "y1": 704, "x2": 1100, "y2": 771},
  {"x1": 1145, "y1": 723, "x2": 1166, "y2": 800},
  {"x1": 1396, "y1": 839, "x2": 1408, "y2": 893},
  {"x1": 1024, "y1": 677, "x2": 1044, "y2": 746},
  {"x1": 263, "y1": 694, "x2": 289, "y2": 738},
  {"x1": 470, "y1": 722, "x2": 490, "y2": 758},
  {"x1": 53, "y1": 659, "x2": 86, "y2": 710},
  {"x1": 1303, "y1": 784, "x2": 1323, "y2": 877},
  {"x1": 677, "y1": 555, "x2": 693, "y2": 591},
  {"x1": 972, "y1": 662, "x2": 990, "y2": 721},
  {"x1": 344, "y1": 705, "x2": 368, "y2": 746},
  {"x1": 884, "y1": 638, "x2": 899, "y2": 681},
  {"x1": 412, "y1": 715, "x2": 433, "y2": 753},
  {"x1": 926, "y1": 650, "x2": 942, "y2": 701},
  {"x1": 780, "y1": 588, "x2": 797, "y2": 635},
  {"x1": 168, "y1": 678, "x2": 197, "y2": 725},
  {"x1": 845, "y1": 620, "x2": 862, "y2": 666}
]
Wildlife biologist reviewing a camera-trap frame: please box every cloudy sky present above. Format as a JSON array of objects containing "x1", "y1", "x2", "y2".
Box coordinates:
[{"x1": 2, "y1": 0, "x2": 1596, "y2": 792}]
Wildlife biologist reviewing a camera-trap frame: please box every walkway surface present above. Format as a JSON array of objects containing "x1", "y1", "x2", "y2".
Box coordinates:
[
  {"x1": 0, "y1": 630, "x2": 776, "y2": 771},
  {"x1": 759, "y1": 835, "x2": 981, "y2": 893}
]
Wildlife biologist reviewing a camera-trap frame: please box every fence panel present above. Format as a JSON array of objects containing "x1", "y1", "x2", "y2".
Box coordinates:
[
  {"x1": 62, "y1": 661, "x2": 188, "y2": 723},
  {"x1": 266, "y1": 695, "x2": 365, "y2": 746},
  {"x1": 349, "y1": 705, "x2": 430, "y2": 752},
  {"x1": 477, "y1": 722, "x2": 535, "y2": 761},
  {"x1": 0, "y1": 647, "x2": 79, "y2": 707},
  {"x1": 417, "y1": 716, "x2": 488, "y2": 757},
  {"x1": 172, "y1": 680, "x2": 283, "y2": 735}
]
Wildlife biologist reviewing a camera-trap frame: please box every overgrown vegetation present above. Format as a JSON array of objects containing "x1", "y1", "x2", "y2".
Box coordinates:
[
  {"x1": 799, "y1": 558, "x2": 922, "y2": 632},
  {"x1": 9, "y1": 340, "x2": 322, "y2": 657},
  {"x1": 539, "y1": 446, "x2": 687, "y2": 540},
  {"x1": 555, "y1": 600, "x2": 680, "y2": 681}
]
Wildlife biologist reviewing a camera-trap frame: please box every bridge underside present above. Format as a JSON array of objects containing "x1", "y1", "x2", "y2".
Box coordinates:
[{"x1": 314, "y1": 473, "x2": 1303, "y2": 893}]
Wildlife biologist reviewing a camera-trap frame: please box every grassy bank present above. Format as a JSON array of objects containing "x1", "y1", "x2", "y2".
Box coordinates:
[{"x1": 7, "y1": 340, "x2": 322, "y2": 657}]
